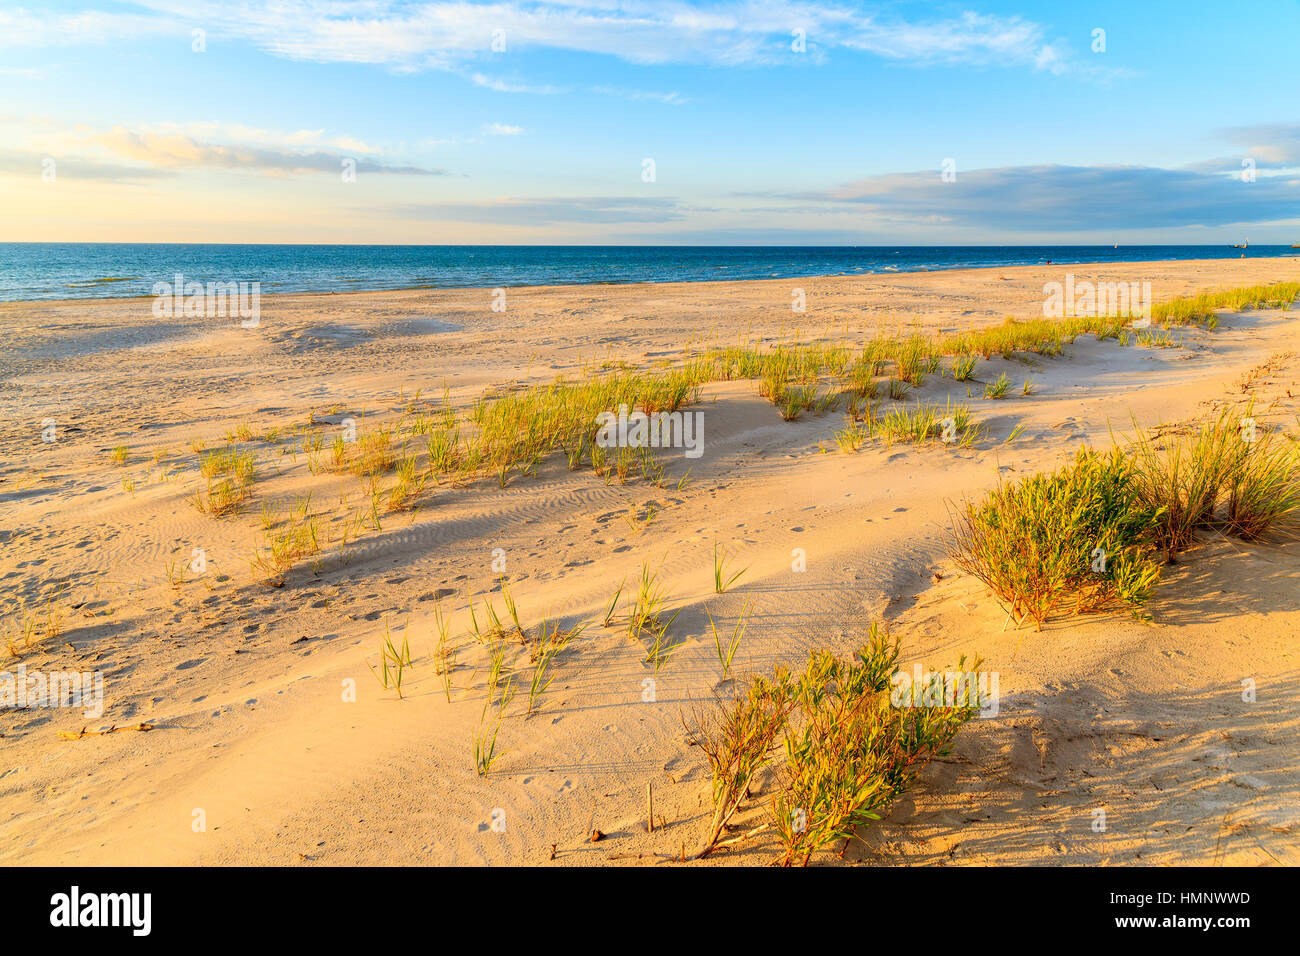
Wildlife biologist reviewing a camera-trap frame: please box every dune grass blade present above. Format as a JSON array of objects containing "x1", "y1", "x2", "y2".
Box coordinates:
[
  {"x1": 708, "y1": 599, "x2": 751, "y2": 677},
  {"x1": 712, "y1": 541, "x2": 747, "y2": 593}
]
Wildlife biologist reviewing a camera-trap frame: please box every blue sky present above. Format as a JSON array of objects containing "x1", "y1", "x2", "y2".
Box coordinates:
[{"x1": 1, "y1": 0, "x2": 1298, "y2": 243}]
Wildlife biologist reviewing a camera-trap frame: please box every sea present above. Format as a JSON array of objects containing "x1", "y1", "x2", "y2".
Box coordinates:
[{"x1": 0, "y1": 243, "x2": 1294, "y2": 303}]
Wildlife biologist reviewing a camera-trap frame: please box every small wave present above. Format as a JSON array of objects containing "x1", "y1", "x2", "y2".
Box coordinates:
[{"x1": 66, "y1": 276, "x2": 139, "y2": 286}]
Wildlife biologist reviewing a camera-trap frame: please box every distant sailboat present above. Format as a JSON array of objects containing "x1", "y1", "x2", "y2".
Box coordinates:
[{"x1": 1231, "y1": 238, "x2": 1249, "y2": 249}]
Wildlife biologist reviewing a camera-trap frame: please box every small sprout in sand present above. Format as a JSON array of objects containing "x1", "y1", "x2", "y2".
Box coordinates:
[
  {"x1": 984, "y1": 373, "x2": 1011, "y2": 399},
  {"x1": 12, "y1": 601, "x2": 67, "y2": 652},
  {"x1": 1022, "y1": 377, "x2": 1036, "y2": 396},
  {"x1": 644, "y1": 621, "x2": 681, "y2": 673},
  {"x1": 952, "y1": 355, "x2": 978, "y2": 382},
  {"x1": 709, "y1": 599, "x2": 752, "y2": 679},
  {"x1": 110, "y1": 444, "x2": 129, "y2": 466},
  {"x1": 165, "y1": 556, "x2": 188, "y2": 589},
  {"x1": 629, "y1": 560, "x2": 679, "y2": 643},
  {"x1": 291, "y1": 492, "x2": 313, "y2": 523},
  {"x1": 835, "y1": 417, "x2": 869, "y2": 453},
  {"x1": 812, "y1": 389, "x2": 841, "y2": 416},
  {"x1": 467, "y1": 600, "x2": 485, "y2": 644},
  {"x1": 367, "y1": 616, "x2": 413, "y2": 700},
  {"x1": 330, "y1": 433, "x2": 350, "y2": 469},
  {"x1": 362, "y1": 478, "x2": 384, "y2": 532},
  {"x1": 193, "y1": 447, "x2": 257, "y2": 517},
  {"x1": 525, "y1": 639, "x2": 558, "y2": 717},
  {"x1": 486, "y1": 636, "x2": 508, "y2": 702},
  {"x1": 602, "y1": 578, "x2": 625, "y2": 628},
  {"x1": 474, "y1": 593, "x2": 508, "y2": 644},
  {"x1": 6, "y1": 603, "x2": 59, "y2": 657},
  {"x1": 351, "y1": 426, "x2": 397, "y2": 478},
  {"x1": 778, "y1": 384, "x2": 816, "y2": 421},
  {"x1": 386, "y1": 454, "x2": 428, "y2": 512},
  {"x1": 473, "y1": 691, "x2": 509, "y2": 777},
  {"x1": 501, "y1": 580, "x2": 525, "y2": 642},
  {"x1": 624, "y1": 502, "x2": 657, "y2": 534},
  {"x1": 249, "y1": 516, "x2": 321, "y2": 586},
  {"x1": 433, "y1": 599, "x2": 456, "y2": 701},
  {"x1": 712, "y1": 541, "x2": 747, "y2": 593}
]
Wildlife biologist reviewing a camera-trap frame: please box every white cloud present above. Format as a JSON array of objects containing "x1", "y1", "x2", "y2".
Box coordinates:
[
  {"x1": 169, "y1": 121, "x2": 386, "y2": 155},
  {"x1": 2, "y1": 1, "x2": 1089, "y2": 77},
  {"x1": 1219, "y1": 124, "x2": 1300, "y2": 167},
  {"x1": 470, "y1": 73, "x2": 566, "y2": 94},
  {"x1": 483, "y1": 122, "x2": 525, "y2": 135},
  {"x1": 90, "y1": 126, "x2": 445, "y2": 175},
  {"x1": 0, "y1": 8, "x2": 177, "y2": 47},
  {"x1": 592, "y1": 86, "x2": 686, "y2": 104},
  {"x1": 0, "y1": 114, "x2": 438, "y2": 177}
]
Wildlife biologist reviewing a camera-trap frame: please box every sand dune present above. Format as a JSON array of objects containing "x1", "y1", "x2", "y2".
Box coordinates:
[{"x1": 1, "y1": 257, "x2": 1297, "y2": 865}]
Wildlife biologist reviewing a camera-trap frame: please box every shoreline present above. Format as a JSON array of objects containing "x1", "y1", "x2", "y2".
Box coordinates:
[{"x1": 2, "y1": 253, "x2": 1298, "y2": 310}]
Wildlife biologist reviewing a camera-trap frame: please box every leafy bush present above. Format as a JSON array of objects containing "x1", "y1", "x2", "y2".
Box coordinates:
[
  {"x1": 690, "y1": 624, "x2": 980, "y2": 865},
  {"x1": 949, "y1": 447, "x2": 1161, "y2": 629}
]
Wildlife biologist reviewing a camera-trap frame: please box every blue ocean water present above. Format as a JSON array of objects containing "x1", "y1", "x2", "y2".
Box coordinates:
[{"x1": 0, "y1": 244, "x2": 1295, "y2": 303}]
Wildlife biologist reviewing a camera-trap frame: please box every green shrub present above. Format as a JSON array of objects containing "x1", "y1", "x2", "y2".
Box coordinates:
[{"x1": 949, "y1": 447, "x2": 1161, "y2": 629}]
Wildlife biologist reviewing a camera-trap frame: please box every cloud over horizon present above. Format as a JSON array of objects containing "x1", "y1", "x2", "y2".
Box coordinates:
[{"x1": 770, "y1": 161, "x2": 1300, "y2": 231}]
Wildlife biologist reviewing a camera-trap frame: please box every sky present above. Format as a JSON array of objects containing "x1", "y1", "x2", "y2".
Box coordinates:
[{"x1": 1, "y1": 0, "x2": 1298, "y2": 244}]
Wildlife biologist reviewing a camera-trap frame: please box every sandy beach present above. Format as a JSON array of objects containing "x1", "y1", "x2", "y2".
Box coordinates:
[{"x1": 2, "y1": 256, "x2": 1298, "y2": 866}]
